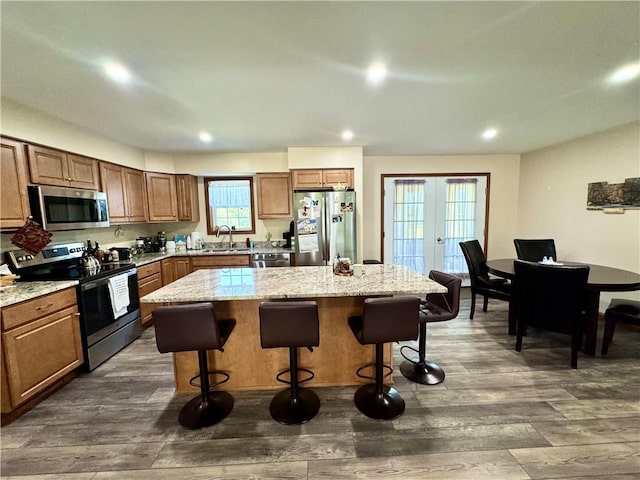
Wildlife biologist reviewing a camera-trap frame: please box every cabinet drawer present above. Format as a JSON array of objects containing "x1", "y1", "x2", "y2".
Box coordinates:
[
  {"x1": 2, "y1": 288, "x2": 77, "y2": 331},
  {"x1": 137, "y1": 261, "x2": 161, "y2": 280},
  {"x1": 138, "y1": 273, "x2": 162, "y2": 297},
  {"x1": 191, "y1": 255, "x2": 250, "y2": 269},
  {"x1": 2, "y1": 305, "x2": 83, "y2": 407}
]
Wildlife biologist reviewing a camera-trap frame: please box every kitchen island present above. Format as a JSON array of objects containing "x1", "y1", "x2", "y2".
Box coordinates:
[{"x1": 141, "y1": 264, "x2": 447, "y2": 391}]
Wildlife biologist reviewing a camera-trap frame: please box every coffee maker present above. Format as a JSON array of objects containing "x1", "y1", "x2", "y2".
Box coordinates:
[
  {"x1": 156, "y1": 231, "x2": 167, "y2": 252},
  {"x1": 282, "y1": 220, "x2": 294, "y2": 248}
]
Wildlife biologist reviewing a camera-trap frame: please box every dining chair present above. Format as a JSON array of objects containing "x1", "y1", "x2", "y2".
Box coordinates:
[
  {"x1": 514, "y1": 260, "x2": 589, "y2": 369},
  {"x1": 513, "y1": 238, "x2": 557, "y2": 262},
  {"x1": 601, "y1": 299, "x2": 640, "y2": 355},
  {"x1": 459, "y1": 240, "x2": 511, "y2": 320}
]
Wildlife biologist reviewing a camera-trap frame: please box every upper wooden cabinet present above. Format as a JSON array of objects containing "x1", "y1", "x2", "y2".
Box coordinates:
[
  {"x1": 292, "y1": 168, "x2": 353, "y2": 190},
  {"x1": 99, "y1": 162, "x2": 148, "y2": 223},
  {"x1": 1, "y1": 138, "x2": 31, "y2": 229},
  {"x1": 145, "y1": 172, "x2": 177, "y2": 222},
  {"x1": 27, "y1": 144, "x2": 99, "y2": 190},
  {"x1": 256, "y1": 173, "x2": 293, "y2": 218},
  {"x1": 176, "y1": 174, "x2": 200, "y2": 222}
]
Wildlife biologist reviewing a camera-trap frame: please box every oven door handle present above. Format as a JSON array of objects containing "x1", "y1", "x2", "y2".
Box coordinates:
[{"x1": 80, "y1": 268, "x2": 137, "y2": 291}]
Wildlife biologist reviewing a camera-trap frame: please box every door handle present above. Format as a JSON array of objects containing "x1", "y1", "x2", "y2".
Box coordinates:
[{"x1": 436, "y1": 237, "x2": 445, "y2": 244}]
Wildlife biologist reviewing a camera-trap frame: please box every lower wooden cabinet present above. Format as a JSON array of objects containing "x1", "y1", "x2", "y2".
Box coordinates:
[
  {"x1": 137, "y1": 261, "x2": 163, "y2": 327},
  {"x1": 1, "y1": 287, "x2": 83, "y2": 412}
]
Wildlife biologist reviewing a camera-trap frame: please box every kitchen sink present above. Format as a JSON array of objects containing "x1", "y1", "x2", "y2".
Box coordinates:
[{"x1": 203, "y1": 248, "x2": 251, "y2": 253}]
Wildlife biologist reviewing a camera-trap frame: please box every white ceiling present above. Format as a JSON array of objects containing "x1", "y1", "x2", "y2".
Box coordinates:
[{"x1": 1, "y1": 1, "x2": 638, "y2": 156}]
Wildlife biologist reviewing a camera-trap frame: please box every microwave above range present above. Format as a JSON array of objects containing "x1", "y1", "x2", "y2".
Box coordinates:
[{"x1": 28, "y1": 185, "x2": 110, "y2": 231}]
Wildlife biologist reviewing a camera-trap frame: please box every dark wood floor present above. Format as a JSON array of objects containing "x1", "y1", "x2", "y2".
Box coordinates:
[{"x1": 2, "y1": 291, "x2": 639, "y2": 479}]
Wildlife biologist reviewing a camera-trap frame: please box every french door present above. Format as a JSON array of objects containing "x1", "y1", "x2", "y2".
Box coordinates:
[{"x1": 383, "y1": 175, "x2": 488, "y2": 277}]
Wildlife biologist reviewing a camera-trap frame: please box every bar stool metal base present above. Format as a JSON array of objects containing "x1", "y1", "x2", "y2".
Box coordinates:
[
  {"x1": 400, "y1": 360, "x2": 445, "y2": 385},
  {"x1": 178, "y1": 390, "x2": 234, "y2": 430},
  {"x1": 354, "y1": 384, "x2": 405, "y2": 420},
  {"x1": 270, "y1": 387, "x2": 320, "y2": 425}
]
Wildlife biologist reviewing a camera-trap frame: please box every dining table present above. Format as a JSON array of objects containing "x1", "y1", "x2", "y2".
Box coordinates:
[{"x1": 486, "y1": 258, "x2": 640, "y2": 356}]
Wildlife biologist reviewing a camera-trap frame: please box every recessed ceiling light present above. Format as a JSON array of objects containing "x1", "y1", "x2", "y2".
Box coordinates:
[
  {"x1": 482, "y1": 128, "x2": 498, "y2": 140},
  {"x1": 608, "y1": 62, "x2": 640, "y2": 84},
  {"x1": 104, "y1": 62, "x2": 131, "y2": 84},
  {"x1": 341, "y1": 130, "x2": 354, "y2": 141},
  {"x1": 199, "y1": 132, "x2": 213, "y2": 143},
  {"x1": 366, "y1": 62, "x2": 387, "y2": 85}
]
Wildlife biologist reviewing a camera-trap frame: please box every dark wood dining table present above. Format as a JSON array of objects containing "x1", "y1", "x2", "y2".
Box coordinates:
[{"x1": 486, "y1": 259, "x2": 640, "y2": 356}]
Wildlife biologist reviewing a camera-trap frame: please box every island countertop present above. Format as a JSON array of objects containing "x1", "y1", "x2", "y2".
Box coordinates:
[{"x1": 141, "y1": 264, "x2": 447, "y2": 303}]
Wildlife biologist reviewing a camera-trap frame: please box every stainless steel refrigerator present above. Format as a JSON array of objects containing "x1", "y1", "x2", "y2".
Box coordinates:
[{"x1": 293, "y1": 191, "x2": 356, "y2": 266}]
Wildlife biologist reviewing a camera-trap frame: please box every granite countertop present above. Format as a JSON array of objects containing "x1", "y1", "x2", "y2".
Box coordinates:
[
  {"x1": 131, "y1": 246, "x2": 295, "y2": 267},
  {"x1": 0, "y1": 279, "x2": 79, "y2": 309},
  {"x1": 0, "y1": 246, "x2": 296, "y2": 307},
  {"x1": 141, "y1": 264, "x2": 446, "y2": 303}
]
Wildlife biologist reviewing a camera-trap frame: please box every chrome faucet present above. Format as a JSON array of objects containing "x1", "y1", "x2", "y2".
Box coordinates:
[{"x1": 216, "y1": 225, "x2": 233, "y2": 249}]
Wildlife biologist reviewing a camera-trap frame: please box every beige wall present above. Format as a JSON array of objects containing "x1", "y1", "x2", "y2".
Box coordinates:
[
  {"x1": 519, "y1": 122, "x2": 640, "y2": 305},
  {"x1": 363, "y1": 154, "x2": 521, "y2": 262},
  {"x1": 1, "y1": 98, "x2": 146, "y2": 169}
]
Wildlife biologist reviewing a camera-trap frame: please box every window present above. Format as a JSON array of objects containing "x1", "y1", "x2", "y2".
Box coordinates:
[{"x1": 204, "y1": 177, "x2": 255, "y2": 235}]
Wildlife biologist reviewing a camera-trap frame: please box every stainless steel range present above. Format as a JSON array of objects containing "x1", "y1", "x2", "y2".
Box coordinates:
[{"x1": 5, "y1": 242, "x2": 141, "y2": 371}]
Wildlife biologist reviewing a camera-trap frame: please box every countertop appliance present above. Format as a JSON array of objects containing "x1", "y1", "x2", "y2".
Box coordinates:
[
  {"x1": 252, "y1": 252, "x2": 291, "y2": 268},
  {"x1": 293, "y1": 191, "x2": 356, "y2": 266},
  {"x1": 5, "y1": 242, "x2": 141, "y2": 371},
  {"x1": 28, "y1": 185, "x2": 110, "y2": 231}
]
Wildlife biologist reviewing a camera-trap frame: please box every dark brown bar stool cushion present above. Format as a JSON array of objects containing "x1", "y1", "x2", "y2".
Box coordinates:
[
  {"x1": 259, "y1": 301, "x2": 319, "y2": 349},
  {"x1": 152, "y1": 302, "x2": 236, "y2": 429},
  {"x1": 258, "y1": 300, "x2": 320, "y2": 425},
  {"x1": 400, "y1": 271, "x2": 462, "y2": 385},
  {"x1": 349, "y1": 296, "x2": 420, "y2": 345},
  {"x1": 602, "y1": 299, "x2": 640, "y2": 354},
  {"x1": 154, "y1": 302, "x2": 235, "y2": 353},
  {"x1": 348, "y1": 295, "x2": 420, "y2": 420}
]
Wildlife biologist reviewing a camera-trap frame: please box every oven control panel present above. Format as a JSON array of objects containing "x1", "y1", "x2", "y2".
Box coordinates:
[{"x1": 5, "y1": 242, "x2": 86, "y2": 271}]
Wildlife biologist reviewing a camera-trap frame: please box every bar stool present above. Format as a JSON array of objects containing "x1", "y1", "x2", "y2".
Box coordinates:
[
  {"x1": 400, "y1": 271, "x2": 461, "y2": 385},
  {"x1": 152, "y1": 302, "x2": 235, "y2": 429},
  {"x1": 348, "y1": 295, "x2": 420, "y2": 420},
  {"x1": 259, "y1": 301, "x2": 320, "y2": 424}
]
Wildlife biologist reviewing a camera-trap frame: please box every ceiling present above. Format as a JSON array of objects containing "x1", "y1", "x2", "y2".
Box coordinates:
[{"x1": 1, "y1": 1, "x2": 638, "y2": 156}]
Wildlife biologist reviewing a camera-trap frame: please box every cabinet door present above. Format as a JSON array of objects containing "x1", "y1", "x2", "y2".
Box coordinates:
[
  {"x1": 176, "y1": 175, "x2": 200, "y2": 221},
  {"x1": 323, "y1": 169, "x2": 353, "y2": 188},
  {"x1": 292, "y1": 169, "x2": 323, "y2": 189},
  {"x1": 161, "y1": 258, "x2": 175, "y2": 285},
  {"x1": 174, "y1": 258, "x2": 192, "y2": 279},
  {"x1": 124, "y1": 168, "x2": 148, "y2": 222},
  {"x1": 256, "y1": 173, "x2": 292, "y2": 218},
  {"x1": 100, "y1": 162, "x2": 128, "y2": 223},
  {"x1": 27, "y1": 144, "x2": 70, "y2": 187},
  {"x1": 2, "y1": 306, "x2": 83, "y2": 407},
  {"x1": 66, "y1": 154, "x2": 99, "y2": 190},
  {"x1": 145, "y1": 172, "x2": 177, "y2": 222},
  {"x1": 1, "y1": 138, "x2": 30, "y2": 229}
]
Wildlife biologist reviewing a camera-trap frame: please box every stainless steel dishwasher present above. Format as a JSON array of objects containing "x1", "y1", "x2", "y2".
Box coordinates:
[{"x1": 252, "y1": 252, "x2": 291, "y2": 268}]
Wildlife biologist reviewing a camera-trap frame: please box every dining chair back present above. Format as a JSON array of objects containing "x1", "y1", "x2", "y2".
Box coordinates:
[
  {"x1": 459, "y1": 240, "x2": 511, "y2": 320},
  {"x1": 514, "y1": 260, "x2": 589, "y2": 369},
  {"x1": 513, "y1": 239, "x2": 557, "y2": 262},
  {"x1": 602, "y1": 299, "x2": 640, "y2": 354}
]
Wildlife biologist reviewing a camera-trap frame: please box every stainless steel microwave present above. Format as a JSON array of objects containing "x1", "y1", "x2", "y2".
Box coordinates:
[{"x1": 28, "y1": 185, "x2": 110, "y2": 231}]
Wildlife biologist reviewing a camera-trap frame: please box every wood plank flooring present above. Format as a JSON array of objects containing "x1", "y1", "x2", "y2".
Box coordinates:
[{"x1": 2, "y1": 291, "x2": 639, "y2": 479}]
